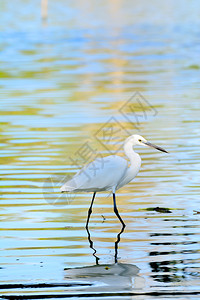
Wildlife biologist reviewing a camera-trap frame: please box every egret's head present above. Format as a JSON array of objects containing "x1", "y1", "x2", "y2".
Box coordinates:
[
  {"x1": 128, "y1": 134, "x2": 168, "y2": 153},
  {"x1": 128, "y1": 134, "x2": 147, "y2": 146}
]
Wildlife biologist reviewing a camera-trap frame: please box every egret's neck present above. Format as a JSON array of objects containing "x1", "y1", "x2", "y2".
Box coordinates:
[{"x1": 123, "y1": 140, "x2": 141, "y2": 165}]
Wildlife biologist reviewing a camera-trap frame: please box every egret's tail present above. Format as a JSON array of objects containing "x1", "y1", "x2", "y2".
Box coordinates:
[
  {"x1": 60, "y1": 182, "x2": 77, "y2": 192},
  {"x1": 60, "y1": 169, "x2": 89, "y2": 193},
  {"x1": 60, "y1": 185, "x2": 75, "y2": 192},
  {"x1": 60, "y1": 177, "x2": 79, "y2": 193}
]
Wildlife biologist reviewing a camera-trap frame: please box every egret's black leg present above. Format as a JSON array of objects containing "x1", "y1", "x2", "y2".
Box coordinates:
[
  {"x1": 113, "y1": 193, "x2": 126, "y2": 228},
  {"x1": 86, "y1": 192, "x2": 96, "y2": 228}
]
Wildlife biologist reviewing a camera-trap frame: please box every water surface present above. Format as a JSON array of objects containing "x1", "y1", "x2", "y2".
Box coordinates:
[{"x1": 1, "y1": 0, "x2": 200, "y2": 298}]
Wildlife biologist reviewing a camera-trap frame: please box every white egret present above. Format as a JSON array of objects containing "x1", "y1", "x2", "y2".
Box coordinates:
[{"x1": 61, "y1": 134, "x2": 168, "y2": 228}]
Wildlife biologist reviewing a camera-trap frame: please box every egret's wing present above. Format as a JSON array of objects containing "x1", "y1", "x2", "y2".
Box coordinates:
[{"x1": 60, "y1": 155, "x2": 128, "y2": 192}]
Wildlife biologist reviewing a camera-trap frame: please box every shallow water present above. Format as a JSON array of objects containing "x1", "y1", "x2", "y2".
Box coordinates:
[{"x1": 1, "y1": 0, "x2": 200, "y2": 298}]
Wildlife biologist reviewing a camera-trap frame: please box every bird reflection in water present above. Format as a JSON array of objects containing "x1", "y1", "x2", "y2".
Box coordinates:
[
  {"x1": 64, "y1": 224, "x2": 145, "y2": 292},
  {"x1": 85, "y1": 216, "x2": 125, "y2": 264}
]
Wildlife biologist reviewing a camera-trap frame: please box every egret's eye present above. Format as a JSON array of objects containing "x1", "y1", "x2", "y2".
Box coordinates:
[{"x1": 138, "y1": 139, "x2": 142, "y2": 142}]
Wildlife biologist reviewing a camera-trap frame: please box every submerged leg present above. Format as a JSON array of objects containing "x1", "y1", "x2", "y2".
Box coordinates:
[
  {"x1": 85, "y1": 221, "x2": 100, "y2": 265},
  {"x1": 86, "y1": 192, "x2": 96, "y2": 228},
  {"x1": 114, "y1": 224, "x2": 125, "y2": 263},
  {"x1": 113, "y1": 193, "x2": 126, "y2": 228}
]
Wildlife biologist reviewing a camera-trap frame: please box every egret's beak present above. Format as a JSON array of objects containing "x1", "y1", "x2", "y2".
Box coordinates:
[{"x1": 142, "y1": 141, "x2": 168, "y2": 153}]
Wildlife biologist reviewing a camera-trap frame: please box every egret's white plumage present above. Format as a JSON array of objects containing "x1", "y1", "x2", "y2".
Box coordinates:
[
  {"x1": 61, "y1": 134, "x2": 168, "y2": 227},
  {"x1": 61, "y1": 155, "x2": 128, "y2": 193}
]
